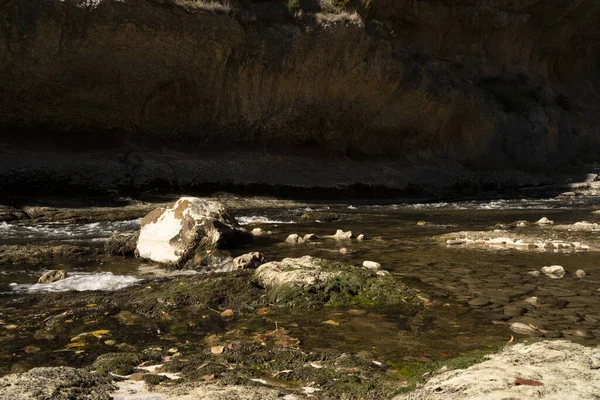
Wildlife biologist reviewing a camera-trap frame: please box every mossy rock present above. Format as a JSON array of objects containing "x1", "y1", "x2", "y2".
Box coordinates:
[
  {"x1": 92, "y1": 353, "x2": 142, "y2": 375},
  {"x1": 146, "y1": 271, "x2": 263, "y2": 312},
  {"x1": 255, "y1": 257, "x2": 424, "y2": 310},
  {"x1": 142, "y1": 374, "x2": 168, "y2": 385}
]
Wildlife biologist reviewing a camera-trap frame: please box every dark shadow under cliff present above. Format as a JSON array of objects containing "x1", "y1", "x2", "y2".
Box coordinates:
[{"x1": 0, "y1": 0, "x2": 598, "y2": 198}]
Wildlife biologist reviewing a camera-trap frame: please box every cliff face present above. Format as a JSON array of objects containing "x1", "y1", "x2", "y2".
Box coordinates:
[
  {"x1": 0, "y1": 0, "x2": 599, "y2": 195},
  {"x1": 371, "y1": 1, "x2": 600, "y2": 89}
]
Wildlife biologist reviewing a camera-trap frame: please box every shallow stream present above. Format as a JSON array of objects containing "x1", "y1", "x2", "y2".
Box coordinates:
[{"x1": 2, "y1": 197, "x2": 600, "y2": 376}]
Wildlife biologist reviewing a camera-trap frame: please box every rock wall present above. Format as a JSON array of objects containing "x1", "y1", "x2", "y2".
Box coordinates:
[{"x1": 0, "y1": 0, "x2": 599, "y2": 195}]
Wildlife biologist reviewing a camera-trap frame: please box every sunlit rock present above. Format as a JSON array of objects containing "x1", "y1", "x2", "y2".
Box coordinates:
[{"x1": 136, "y1": 197, "x2": 251, "y2": 265}]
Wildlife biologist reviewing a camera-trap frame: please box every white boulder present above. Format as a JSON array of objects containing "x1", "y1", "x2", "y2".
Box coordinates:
[{"x1": 136, "y1": 197, "x2": 251, "y2": 265}]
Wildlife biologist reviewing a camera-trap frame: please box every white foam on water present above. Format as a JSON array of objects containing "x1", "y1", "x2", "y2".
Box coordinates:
[
  {"x1": 237, "y1": 216, "x2": 296, "y2": 225},
  {"x1": 372, "y1": 198, "x2": 595, "y2": 211},
  {"x1": 0, "y1": 219, "x2": 141, "y2": 241},
  {"x1": 9, "y1": 272, "x2": 141, "y2": 293}
]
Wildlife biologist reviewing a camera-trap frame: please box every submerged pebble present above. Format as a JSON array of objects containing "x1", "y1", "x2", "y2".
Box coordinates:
[
  {"x1": 469, "y1": 297, "x2": 491, "y2": 307},
  {"x1": 510, "y1": 322, "x2": 542, "y2": 336},
  {"x1": 363, "y1": 261, "x2": 381, "y2": 271},
  {"x1": 524, "y1": 297, "x2": 540, "y2": 306}
]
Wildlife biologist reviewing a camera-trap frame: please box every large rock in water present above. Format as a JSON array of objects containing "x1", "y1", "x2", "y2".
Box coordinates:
[
  {"x1": 253, "y1": 256, "x2": 424, "y2": 308},
  {"x1": 136, "y1": 198, "x2": 251, "y2": 265}
]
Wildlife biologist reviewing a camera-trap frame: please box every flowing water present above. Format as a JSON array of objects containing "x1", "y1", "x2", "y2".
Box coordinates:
[{"x1": 2, "y1": 197, "x2": 600, "y2": 375}]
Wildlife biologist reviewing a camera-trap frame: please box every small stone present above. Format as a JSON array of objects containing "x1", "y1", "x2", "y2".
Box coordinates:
[
  {"x1": 376, "y1": 270, "x2": 390, "y2": 276},
  {"x1": 527, "y1": 270, "x2": 541, "y2": 277},
  {"x1": 285, "y1": 234, "x2": 303, "y2": 244},
  {"x1": 524, "y1": 297, "x2": 539, "y2": 306},
  {"x1": 510, "y1": 322, "x2": 542, "y2": 337},
  {"x1": 356, "y1": 234, "x2": 365, "y2": 241},
  {"x1": 220, "y1": 309, "x2": 234, "y2": 317},
  {"x1": 38, "y1": 270, "x2": 67, "y2": 284},
  {"x1": 575, "y1": 269, "x2": 587, "y2": 278},
  {"x1": 541, "y1": 265, "x2": 565, "y2": 279},
  {"x1": 210, "y1": 346, "x2": 225, "y2": 354},
  {"x1": 331, "y1": 230, "x2": 353, "y2": 239},
  {"x1": 535, "y1": 217, "x2": 554, "y2": 225},
  {"x1": 303, "y1": 233, "x2": 319, "y2": 242},
  {"x1": 233, "y1": 252, "x2": 265, "y2": 270},
  {"x1": 416, "y1": 221, "x2": 427, "y2": 226},
  {"x1": 363, "y1": 261, "x2": 381, "y2": 271},
  {"x1": 469, "y1": 297, "x2": 491, "y2": 307},
  {"x1": 23, "y1": 345, "x2": 40, "y2": 354},
  {"x1": 339, "y1": 247, "x2": 349, "y2": 254},
  {"x1": 251, "y1": 228, "x2": 265, "y2": 236}
]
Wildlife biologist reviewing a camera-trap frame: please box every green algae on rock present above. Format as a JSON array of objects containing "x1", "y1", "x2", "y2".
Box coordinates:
[{"x1": 255, "y1": 256, "x2": 424, "y2": 309}]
